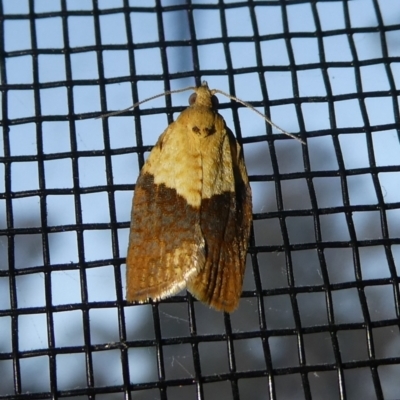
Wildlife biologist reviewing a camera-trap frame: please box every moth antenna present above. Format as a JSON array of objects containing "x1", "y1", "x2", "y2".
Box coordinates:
[
  {"x1": 99, "y1": 82, "x2": 305, "y2": 145},
  {"x1": 213, "y1": 88, "x2": 305, "y2": 145},
  {"x1": 98, "y1": 86, "x2": 196, "y2": 119}
]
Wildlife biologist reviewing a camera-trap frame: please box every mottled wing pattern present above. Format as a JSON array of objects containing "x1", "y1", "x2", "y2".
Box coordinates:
[
  {"x1": 126, "y1": 172, "x2": 206, "y2": 303},
  {"x1": 187, "y1": 130, "x2": 252, "y2": 312}
]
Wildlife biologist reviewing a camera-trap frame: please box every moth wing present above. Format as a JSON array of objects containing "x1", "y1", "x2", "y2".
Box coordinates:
[
  {"x1": 187, "y1": 130, "x2": 252, "y2": 312},
  {"x1": 126, "y1": 128, "x2": 206, "y2": 303}
]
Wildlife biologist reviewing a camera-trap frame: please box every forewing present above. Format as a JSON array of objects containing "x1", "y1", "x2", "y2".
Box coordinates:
[
  {"x1": 126, "y1": 124, "x2": 206, "y2": 303},
  {"x1": 187, "y1": 130, "x2": 252, "y2": 312}
]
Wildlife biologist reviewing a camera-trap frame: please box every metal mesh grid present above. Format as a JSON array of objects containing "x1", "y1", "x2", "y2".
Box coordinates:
[{"x1": 1, "y1": 0, "x2": 400, "y2": 399}]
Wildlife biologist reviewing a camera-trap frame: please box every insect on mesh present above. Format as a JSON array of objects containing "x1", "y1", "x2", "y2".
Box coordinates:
[{"x1": 0, "y1": 1, "x2": 400, "y2": 399}]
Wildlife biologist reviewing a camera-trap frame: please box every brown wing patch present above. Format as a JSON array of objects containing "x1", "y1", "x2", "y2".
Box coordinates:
[
  {"x1": 126, "y1": 173, "x2": 206, "y2": 303},
  {"x1": 187, "y1": 182, "x2": 252, "y2": 312}
]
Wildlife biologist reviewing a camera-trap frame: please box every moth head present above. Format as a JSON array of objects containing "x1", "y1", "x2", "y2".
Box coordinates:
[{"x1": 189, "y1": 91, "x2": 219, "y2": 110}]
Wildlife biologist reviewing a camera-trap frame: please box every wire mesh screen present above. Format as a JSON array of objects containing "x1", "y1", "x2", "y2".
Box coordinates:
[{"x1": 1, "y1": 0, "x2": 400, "y2": 399}]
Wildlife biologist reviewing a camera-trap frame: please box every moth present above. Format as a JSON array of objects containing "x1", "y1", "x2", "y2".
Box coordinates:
[
  {"x1": 125, "y1": 82, "x2": 252, "y2": 312},
  {"x1": 122, "y1": 82, "x2": 303, "y2": 311}
]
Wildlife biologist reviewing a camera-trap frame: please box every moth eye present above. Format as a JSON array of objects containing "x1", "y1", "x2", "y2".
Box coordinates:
[
  {"x1": 189, "y1": 93, "x2": 197, "y2": 105},
  {"x1": 211, "y1": 95, "x2": 219, "y2": 109}
]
